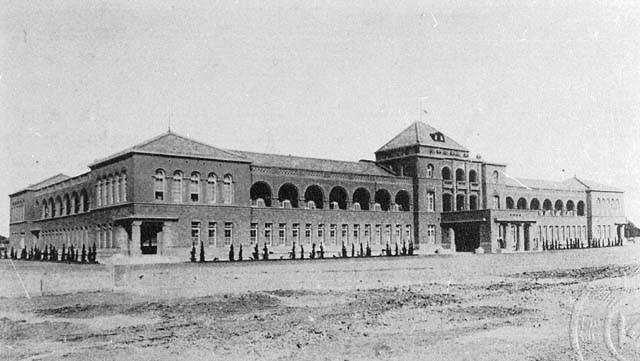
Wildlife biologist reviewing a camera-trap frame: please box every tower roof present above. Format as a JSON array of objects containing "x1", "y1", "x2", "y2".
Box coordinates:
[{"x1": 376, "y1": 121, "x2": 468, "y2": 153}]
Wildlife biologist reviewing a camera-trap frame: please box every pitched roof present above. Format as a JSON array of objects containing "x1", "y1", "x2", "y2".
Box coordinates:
[
  {"x1": 573, "y1": 177, "x2": 623, "y2": 192},
  {"x1": 377, "y1": 121, "x2": 469, "y2": 153},
  {"x1": 90, "y1": 131, "x2": 249, "y2": 167},
  {"x1": 233, "y1": 150, "x2": 395, "y2": 177},
  {"x1": 504, "y1": 177, "x2": 586, "y2": 191},
  {"x1": 10, "y1": 173, "x2": 71, "y2": 196}
]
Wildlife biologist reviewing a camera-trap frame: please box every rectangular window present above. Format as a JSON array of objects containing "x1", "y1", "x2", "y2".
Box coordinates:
[
  {"x1": 405, "y1": 225, "x2": 412, "y2": 242},
  {"x1": 385, "y1": 224, "x2": 391, "y2": 244},
  {"x1": 341, "y1": 224, "x2": 348, "y2": 244},
  {"x1": 330, "y1": 224, "x2": 337, "y2": 245},
  {"x1": 375, "y1": 224, "x2": 382, "y2": 245},
  {"x1": 493, "y1": 196, "x2": 500, "y2": 209},
  {"x1": 292, "y1": 223, "x2": 300, "y2": 244},
  {"x1": 208, "y1": 222, "x2": 217, "y2": 246},
  {"x1": 265, "y1": 223, "x2": 272, "y2": 245},
  {"x1": 395, "y1": 224, "x2": 402, "y2": 242},
  {"x1": 317, "y1": 224, "x2": 325, "y2": 243},
  {"x1": 191, "y1": 221, "x2": 201, "y2": 245},
  {"x1": 224, "y1": 222, "x2": 233, "y2": 245},
  {"x1": 190, "y1": 178, "x2": 199, "y2": 202},
  {"x1": 364, "y1": 224, "x2": 371, "y2": 243},
  {"x1": 155, "y1": 176, "x2": 164, "y2": 200},
  {"x1": 305, "y1": 224, "x2": 312, "y2": 244},
  {"x1": 279, "y1": 223, "x2": 287, "y2": 245},
  {"x1": 353, "y1": 224, "x2": 360, "y2": 243},
  {"x1": 427, "y1": 224, "x2": 436, "y2": 244},
  {"x1": 427, "y1": 192, "x2": 435, "y2": 212},
  {"x1": 250, "y1": 223, "x2": 258, "y2": 244}
]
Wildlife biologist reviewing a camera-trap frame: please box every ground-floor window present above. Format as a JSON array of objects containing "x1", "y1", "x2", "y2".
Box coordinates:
[
  {"x1": 427, "y1": 224, "x2": 435, "y2": 244},
  {"x1": 224, "y1": 222, "x2": 233, "y2": 245},
  {"x1": 292, "y1": 223, "x2": 299, "y2": 244},
  {"x1": 385, "y1": 224, "x2": 391, "y2": 244},
  {"x1": 317, "y1": 224, "x2": 325, "y2": 243},
  {"x1": 265, "y1": 223, "x2": 272, "y2": 245},
  {"x1": 279, "y1": 223, "x2": 287, "y2": 245},
  {"x1": 375, "y1": 224, "x2": 382, "y2": 245},
  {"x1": 364, "y1": 224, "x2": 371, "y2": 243},
  {"x1": 191, "y1": 221, "x2": 201, "y2": 246},
  {"x1": 330, "y1": 224, "x2": 337, "y2": 244},
  {"x1": 405, "y1": 225, "x2": 412, "y2": 242},
  {"x1": 353, "y1": 224, "x2": 360, "y2": 243},
  {"x1": 341, "y1": 224, "x2": 348, "y2": 244},
  {"x1": 305, "y1": 224, "x2": 312, "y2": 244},
  {"x1": 249, "y1": 223, "x2": 257, "y2": 245},
  {"x1": 209, "y1": 222, "x2": 217, "y2": 246},
  {"x1": 394, "y1": 225, "x2": 401, "y2": 243}
]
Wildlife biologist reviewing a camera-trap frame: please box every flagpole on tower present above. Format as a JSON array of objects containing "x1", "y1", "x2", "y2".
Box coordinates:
[{"x1": 418, "y1": 96, "x2": 429, "y2": 122}]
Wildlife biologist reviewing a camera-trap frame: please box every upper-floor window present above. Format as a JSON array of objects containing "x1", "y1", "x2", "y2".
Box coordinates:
[
  {"x1": 155, "y1": 169, "x2": 165, "y2": 200},
  {"x1": 120, "y1": 172, "x2": 127, "y2": 202},
  {"x1": 426, "y1": 192, "x2": 435, "y2": 212},
  {"x1": 492, "y1": 170, "x2": 499, "y2": 183},
  {"x1": 223, "y1": 174, "x2": 233, "y2": 204},
  {"x1": 426, "y1": 164, "x2": 434, "y2": 178},
  {"x1": 190, "y1": 172, "x2": 200, "y2": 202},
  {"x1": 430, "y1": 132, "x2": 445, "y2": 142},
  {"x1": 113, "y1": 175, "x2": 120, "y2": 203},
  {"x1": 492, "y1": 196, "x2": 500, "y2": 209},
  {"x1": 207, "y1": 173, "x2": 217, "y2": 204},
  {"x1": 172, "y1": 171, "x2": 183, "y2": 203}
]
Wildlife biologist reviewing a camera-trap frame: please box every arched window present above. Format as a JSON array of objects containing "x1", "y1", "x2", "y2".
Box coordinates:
[
  {"x1": 278, "y1": 183, "x2": 299, "y2": 208},
  {"x1": 96, "y1": 179, "x2": 102, "y2": 207},
  {"x1": 172, "y1": 171, "x2": 183, "y2": 203},
  {"x1": 441, "y1": 167, "x2": 452, "y2": 180},
  {"x1": 566, "y1": 200, "x2": 575, "y2": 215},
  {"x1": 456, "y1": 169, "x2": 466, "y2": 182},
  {"x1": 492, "y1": 170, "x2": 499, "y2": 183},
  {"x1": 353, "y1": 188, "x2": 371, "y2": 211},
  {"x1": 395, "y1": 190, "x2": 410, "y2": 211},
  {"x1": 223, "y1": 174, "x2": 233, "y2": 204},
  {"x1": 155, "y1": 169, "x2": 166, "y2": 201},
  {"x1": 554, "y1": 199, "x2": 564, "y2": 212},
  {"x1": 543, "y1": 199, "x2": 553, "y2": 211},
  {"x1": 374, "y1": 189, "x2": 391, "y2": 211},
  {"x1": 469, "y1": 170, "x2": 478, "y2": 183},
  {"x1": 456, "y1": 194, "x2": 465, "y2": 211},
  {"x1": 304, "y1": 185, "x2": 324, "y2": 209},
  {"x1": 56, "y1": 196, "x2": 63, "y2": 216},
  {"x1": 108, "y1": 176, "x2": 115, "y2": 205},
  {"x1": 190, "y1": 172, "x2": 200, "y2": 202},
  {"x1": 120, "y1": 172, "x2": 127, "y2": 202},
  {"x1": 443, "y1": 193, "x2": 453, "y2": 212},
  {"x1": 43, "y1": 199, "x2": 49, "y2": 218},
  {"x1": 207, "y1": 173, "x2": 217, "y2": 204},
  {"x1": 64, "y1": 194, "x2": 71, "y2": 215},
  {"x1": 469, "y1": 194, "x2": 478, "y2": 210},
  {"x1": 329, "y1": 186, "x2": 348, "y2": 210},
  {"x1": 72, "y1": 192, "x2": 80, "y2": 214},
  {"x1": 530, "y1": 198, "x2": 540, "y2": 210},
  {"x1": 426, "y1": 164, "x2": 434, "y2": 178},
  {"x1": 517, "y1": 197, "x2": 527, "y2": 210},
  {"x1": 81, "y1": 189, "x2": 89, "y2": 212},
  {"x1": 506, "y1": 197, "x2": 515, "y2": 209},
  {"x1": 577, "y1": 201, "x2": 585, "y2": 216},
  {"x1": 250, "y1": 181, "x2": 272, "y2": 207},
  {"x1": 49, "y1": 198, "x2": 55, "y2": 217},
  {"x1": 113, "y1": 174, "x2": 120, "y2": 203}
]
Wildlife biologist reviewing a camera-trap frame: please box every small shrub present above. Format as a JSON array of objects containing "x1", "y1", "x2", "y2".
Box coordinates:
[
  {"x1": 200, "y1": 241, "x2": 206, "y2": 262},
  {"x1": 190, "y1": 242, "x2": 196, "y2": 262},
  {"x1": 228, "y1": 243, "x2": 234, "y2": 262},
  {"x1": 81, "y1": 244, "x2": 87, "y2": 263},
  {"x1": 238, "y1": 244, "x2": 243, "y2": 261},
  {"x1": 262, "y1": 243, "x2": 269, "y2": 260},
  {"x1": 319, "y1": 243, "x2": 324, "y2": 259}
]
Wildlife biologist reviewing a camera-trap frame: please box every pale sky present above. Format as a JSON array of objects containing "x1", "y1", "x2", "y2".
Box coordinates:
[{"x1": 1, "y1": 1, "x2": 639, "y2": 236}]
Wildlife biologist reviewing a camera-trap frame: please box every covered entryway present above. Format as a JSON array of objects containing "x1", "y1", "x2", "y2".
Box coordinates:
[
  {"x1": 141, "y1": 222, "x2": 163, "y2": 254},
  {"x1": 115, "y1": 215, "x2": 178, "y2": 256}
]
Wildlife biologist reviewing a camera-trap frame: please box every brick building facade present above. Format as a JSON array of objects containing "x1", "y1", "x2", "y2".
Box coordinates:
[{"x1": 8, "y1": 122, "x2": 627, "y2": 261}]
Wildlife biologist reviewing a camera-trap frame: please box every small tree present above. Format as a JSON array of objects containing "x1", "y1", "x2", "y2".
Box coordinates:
[
  {"x1": 394, "y1": 243, "x2": 399, "y2": 256},
  {"x1": 319, "y1": 243, "x2": 324, "y2": 259},
  {"x1": 310, "y1": 243, "x2": 316, "y2": 259},
  {"x1": 81, "y1": 244, "x2": 87, "y2": 263},
  {"x1": 300, "y1": 244, "x2": 304, "y2": 259},
  {"x1": 20, "y1": 247, "x2": 27, "y2": 260},
  {"x1": 238, "y1": 244, "x2": 243, "y2": 261},
  {"x1": 341, "y1": 242, "x2": 347, "y2": 258},
  {"x1": 74, "y1": 248, "x2": 79, "y2": 262},
  {"x1": 386, "y1": 242, "x2": 391, "y2": 256},
  {"x1": 10, "y1": 247, "x2": 15, "y2": 259},
  {"x1": 200, "y1": 241, "x2": 206, "y2": 263},
  {"x1": 228, "y1": 243, "x2": 235, "y2": 262},
  {"x1": 3, "y1": 248, "x2": 7, "y2": 259},
  {"x1": 61, "y1": 245, "x2": 66, "y2": 262},
  {"x1": 253, "y1": 243, "x2": 259, "y2": 260},
  {"x1": 408, "y1": 241, "x2": 414, "y2": 255},
  {"x1": 190, "y1": 242, "x2": 196, "y2": 262},
  {"x1": 263, "y1": 243, "x2": 269, "y2": 260},
  {"x1": 402, "y1": 241, "x2": 407, "y2": 256},
  {"x1": 93, "y1": 243, "x2": 98, "y2": 263},
  {"x1": 291, "y1": 242, "x2": 296, "y2": 260},
  {"x1": 366, "y1": 242, "x2": 371, "y2": 257},
  {"x1": 351, "y1": 243, "x2": 355, "y2": 258},
  {"x1": 51, "y1": 246, "x2": 57, "y2": 262},
  {"x1": 359, "y1": 243, "x2": 364, "y2": 257}
]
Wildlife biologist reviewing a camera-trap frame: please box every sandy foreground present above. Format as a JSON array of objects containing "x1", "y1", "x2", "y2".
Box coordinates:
[{"x1": 1, "y1": 246, "x2": 640, "y2": 361}]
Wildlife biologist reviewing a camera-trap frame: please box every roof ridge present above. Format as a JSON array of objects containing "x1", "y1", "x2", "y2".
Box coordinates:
[
  {"x1": 140, "y1": 131, "x2": 247, "y2": 160},
  {"x1": 231, "y1": 149, "x2": 377, "y2": 166}
]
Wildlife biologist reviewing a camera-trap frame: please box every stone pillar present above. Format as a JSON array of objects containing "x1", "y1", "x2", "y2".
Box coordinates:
[
  {"x1": 130, "y1": 221, "x2": 142, "y2": 256},
  {"x1": 516, "y1": 223, "x2": 524, "y2": 251},
  {"x1": 448, "y1": 227, "x2": 456, "y2": 251}
]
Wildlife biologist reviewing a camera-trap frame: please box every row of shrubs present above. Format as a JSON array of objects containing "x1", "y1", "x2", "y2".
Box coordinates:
[
  {"x1": 542, "y1": 238, "x2": 623, "y2": 251},
  {"x1": 190, "y1": 240, "x2": 416, "y2": 262},
  {"x1": 3, "y1": 243, "x2": 99, "y2": 264}
]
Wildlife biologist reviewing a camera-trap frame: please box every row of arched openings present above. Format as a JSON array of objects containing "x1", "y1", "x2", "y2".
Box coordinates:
[
  {"x1": 250, "y1": 182, "x2": 411, "y2": 211},
  {"x1": 503, "y1": 196, "x2": 585, "y2": 216},
  {"x1": 154, "y1": 170, "x2": 234, "y2": 204},
  {"x1": 40, "y1": 190, "x2": 90, "y2": 219},
  {"x1": 441, "y1": 193, "x2": 479, "y2": 212},
  {"x1": 438, "y1": 166, "x2": 478, "y2": 183}
]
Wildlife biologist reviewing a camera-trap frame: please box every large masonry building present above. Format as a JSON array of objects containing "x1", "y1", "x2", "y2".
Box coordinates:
[{"x1": 8, "y1": 122, "x2": 627, "y2": 260}]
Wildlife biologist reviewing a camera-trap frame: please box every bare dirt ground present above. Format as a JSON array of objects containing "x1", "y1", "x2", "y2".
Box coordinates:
[{"x1": 1, "y1": 246, "x2": 640, "y2": 361}]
